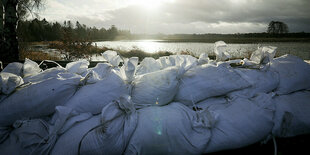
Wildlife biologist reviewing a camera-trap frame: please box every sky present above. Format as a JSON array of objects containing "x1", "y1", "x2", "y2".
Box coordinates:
[{"x1": 35, "y1": 0, "x2": 310, "y2": 34}]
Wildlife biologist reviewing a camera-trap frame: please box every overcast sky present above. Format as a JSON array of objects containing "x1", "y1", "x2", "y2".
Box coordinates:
[{"x1": 36, "y1": 0, "x2": 310, "y2": 34}]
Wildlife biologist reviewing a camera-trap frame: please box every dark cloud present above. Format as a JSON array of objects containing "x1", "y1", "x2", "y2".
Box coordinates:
[{"x1": 42, "y1": 0, "x2": 310, "y2": 33}]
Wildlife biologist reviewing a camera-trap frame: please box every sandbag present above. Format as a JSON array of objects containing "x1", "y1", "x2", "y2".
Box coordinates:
[
  {"x1": 84, "y1": 63, "x2": 114, "y2": 84},
  {"x1": 0, "y1": 106, "x2": 92, "y2": 155},
  {"x1": 66, "y1": 60, "x2": 90, "y2": 75},
  {"x1": 64, "y1": 70, "x2": 128, "y2": 114},
  {"x1": 1, "y1": 62, "x2": 23, "y2": 76},
  {"x1": 0, "y1": 72, "x2": 24, "y2": 95},
  {"x1": 101, "y1": 50, "x2": 123, "y2": 67},
  {"x1": 228, "y1": 68, "x2": 279, "y2": 99},
  {"x1": 79, "y1": 95, "x2": 138, "y2": 155},
  {"x1": 23, "y1": 58, "x2": 42, "y2": 78},
  {"x1": 204, "y1": 93, "x2": 275, "y2": 153},
  {"x1": 23, "y1": 67, "x2": 67, "y2": 83},
  {"x1": 270, "y1": 54, "x2": 310, "y2": 95},
  {"x1": 119, "y1": 57, "x2": 139, "y2": 83},
  {"x1": 0, "y1": 73, "x2": 81, "y2": 126},
  {"x1": 51, "y1": 115, "x2": 101, "y2": 155},
  {"x1": 131, "y1": 66, "x2": 182, "y2": 107},
  {"x1": 250, "y1": 46, "x2": 277, "y2": 64},
  {"x1": 214, "y1": 41, "x2": 230, "y2": 61},
  {"x1": 136, "y1": 57, "x2": 161, "y2": 75},
  {"x1": 125, "y1": 102, "x2": 215, "y2": 155},
  {"x1": 272, "y1": 91, "x2": 310, "y2": 137},
  {"x1": 175, "y1": 64, "x2": 250, "y2": 105},
  {"x1": 198, "y1": 53, "x2": 210, "y2": 65}
]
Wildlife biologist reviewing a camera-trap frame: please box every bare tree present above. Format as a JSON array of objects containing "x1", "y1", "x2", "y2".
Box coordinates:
[
  {"x1": 1, "y1": 0, "x2": 44, "y2": 63},
  {"x1": 267, "y1": 21, "x2": 289, "y2": 34}
]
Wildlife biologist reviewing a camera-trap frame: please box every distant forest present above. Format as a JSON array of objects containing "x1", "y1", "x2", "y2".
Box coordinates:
[{"x1": 18, "y1": 18, "x2": 310, "y2": 43}]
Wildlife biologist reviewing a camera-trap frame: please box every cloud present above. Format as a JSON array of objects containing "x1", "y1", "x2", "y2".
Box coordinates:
[{"x1": 37, "y1": 0, "x2": 310, "y2": 33}]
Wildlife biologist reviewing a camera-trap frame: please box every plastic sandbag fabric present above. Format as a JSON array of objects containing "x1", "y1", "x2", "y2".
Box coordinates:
[
  {"x1": 66, "y1": 60, "x2": 90, "y2": 75},
  {"x1": 270, "y1": 54, "x2": 310, "y2": 95},
  {"x1": 0, "y1": 73, "x2": 81, "y2": 126},
  {"x1": 0, "y1": 72, "x2": 24, "y2": 95},
  {"x1": 79, "y1": 95, "x2": 138, "y2": 155},
  {"x1": 272, "y1": 91, "x2": 310, "y2": 137},
  {"x1": 204, "y1": 93, "x2": 275, "y2": 153},
  {"x1": 125, "y1": 102, "x2": 216, "y2": 155},
  {"x1": 22, "y1": 58, "x2": 42, "y2": 78},
  {"x1": 214, "y1": 41, "x2": 231, "y2": 61},
  {"x1": 175, "y1": 63, "x2": 251, "y2": 105},
  {"x1": 65, "y1": 70, "x2": 128, "y2": 114}
]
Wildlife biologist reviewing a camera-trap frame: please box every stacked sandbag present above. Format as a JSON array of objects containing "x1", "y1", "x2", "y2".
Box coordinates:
[
  {"x1": 0, "y1": 73, "x2": 81, "y2": 126},
  {"x1": 1, "y1": 62, "x2": 23, "y2": 76},
  {"x1": 204, "y1": 93, "x2": 275, "y2": 153},
  {"x1": 227, "y1": 68, "x2": 279, "y2": 99},
  {"x1": 79, "y1": 95, "x2": 138, "y2": 155},
  {"x1": 0, "y1": 72, "x2": 24, "y2": 95},
  {"x1": 64, "y1": 70, "x2": 128, "y2": 114},
  {"x1": 131, "y1": 66, "x2": 183, "y2": 107},
  {"x1": 0, "y1": 106, "x2": 92, "y2": 155},
  {"x1": 23, "y1": 67, "x2": 67, "y2": 83},
  {"x1": 272, "y1": 91, "x2": 310, "y2": 137},
  {"x1": 51, "y1": 114, "x2": 100, "y2": 155},
  {"x1": 136, "y1": 57, "x2": 161, "y2": 75},
  {"x1": 270, "y1": 54, "x2": 310, "y2": 95},
  {"x1": 125, "y1": 102, "x2": 216, "y2": 155},
  {"x1": 175, "y1": 63, "x2": 251, "y2": 105}
]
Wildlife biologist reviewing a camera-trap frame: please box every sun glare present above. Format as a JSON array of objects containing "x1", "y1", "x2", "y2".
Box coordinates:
[{"x1": 130, "y1": 0, "x2": 175, "y2": 10}]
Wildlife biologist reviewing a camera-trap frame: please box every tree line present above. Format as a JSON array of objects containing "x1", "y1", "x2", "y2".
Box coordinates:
[{"x1": 18, "y1": 18, "x2": 131, "y2": 42}]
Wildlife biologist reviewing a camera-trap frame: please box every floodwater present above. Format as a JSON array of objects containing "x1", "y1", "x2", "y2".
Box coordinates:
[{"x1": 95, "y1": 40, "x2": 310, "y2": 59}]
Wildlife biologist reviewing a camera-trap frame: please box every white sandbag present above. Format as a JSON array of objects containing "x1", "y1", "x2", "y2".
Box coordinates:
[
  {"x1": 84, "y1": 63, "x2": 113, "y2": 84},
  {"x1": 23, "y1": 58, "x2": 42, "y2": 78},
  {"x1": 131, "y1": 66, "x2": 182, "y2": 107},
  {"x1": 101, "y1": 50, "x2": 123, "y2": 67},
  {"x1": 170, "y1": 55, "x2": 198, "y2": 70},
  {"x1": 193, "y1": 97, "x2": 229, "y2": 111},
  {"x1": 250, "y1": 46, "x2": 277, "y2": 64},
  {"x1": 0, "y1": 72, "x2": 24, "y2": 95},
  {"x1": 214, "y1": 41, "x2": 230, "y2": 61},
  {"x1": 204, "y1": 93, "x2": 275, "y2": 153},
  {"x1": 66, "y1": 60, "x2": 90, "y2": 75},
  {"x1": 0, "y1": 119, "x2": 48, "y2": 155},
  {"x1": 228, "y1": 68, "x2": 279, "y2": 99},
  {"x1": 120, "y1": 57, "x2": 139, "y2": 83},
  {"x1": 79, "y1": 95, "x2": 138, "y2": 155},
  {"x1": 270, "y1": 54, "x2": 310, "y2": 95},
  {"x1": 175, "y1": 64, "x2": 250, "y2": 105},
  {"x1": 23, "y1": 67, "x2": 67, "y2": 83},
  {"x1": 0, "y1": 127, "x2": 11, "y2": 144},
  {"x1": 1, "y1": 62, "x2": 23, "y2": 76},
  {"x1": 198, "y1": 53, "x2": 210, "y2": 65},
  {"x1": 125, "y1": 102, "x2": 215, "y2": 155},
  {"x1": 65, "y1": 71, "x2": 128, "y2": 114},
  {"x1": 136, "y1": 57, "x2": 161, "y2": 75},
  {"x1": 157, "y1": 56, "x2": 172, "y2": 69},
  {"x1": 0, "y1": 73, "x2": 81, "y2": 126},
  {"x1": 51, "y1": 115, "x2": 101, "y2": 155},
  {"x1": 272, "y1": 91, "x2": 310, "y2": 137},
  {"x1": 0, "y1": 107, "x2": 91, "y2": 155}
]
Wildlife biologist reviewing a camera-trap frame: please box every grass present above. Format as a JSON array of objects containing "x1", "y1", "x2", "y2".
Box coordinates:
[{"x1": 19, "y1": 50, "x2": 61, "y2": 61}]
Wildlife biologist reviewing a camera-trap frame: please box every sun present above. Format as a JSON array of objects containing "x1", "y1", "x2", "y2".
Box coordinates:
[{"x1": 130, "y1": 0, "x2": 175, "y2": 10}]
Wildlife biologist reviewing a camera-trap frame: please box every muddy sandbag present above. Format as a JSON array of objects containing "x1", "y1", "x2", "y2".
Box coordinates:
[
  {"x1": 0, "y1": 73, "x2": 81, "y2": 126},
  {"x1": 65, "y1": 71, "x2": 128, "y2": 114},
  {"x1": 175, "y1": 64, "x2": 250, "y2": 105},
  {"x1": 270, "y1": 54, "x2": 310, "y2": 95},
  {"x1": 204, "y1": 93, "x2": 275, "y2": 153},
  {"x1": 272, "y1": 91, "x2": 310, "y2": 137},
  {"x1": 131, "y1": 66, "x2": 183, "y2": 107},
  {"x1": 125, "y1": 102, "x2": 215, "y2": 155},
  {"x1": 0, "y1": 72, "x2": 24, "y2": 95},
  {"x1": 228, "y1": 68, "x2": 279, "y2": 99},
  {"x1": 79, "y1": 95, "x2": 138, "y2": 155}
]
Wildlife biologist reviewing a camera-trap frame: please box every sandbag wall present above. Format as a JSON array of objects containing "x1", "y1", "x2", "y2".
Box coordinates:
[{"x1": 0, "y1": 45, "x2": 310, "y2": 155}]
